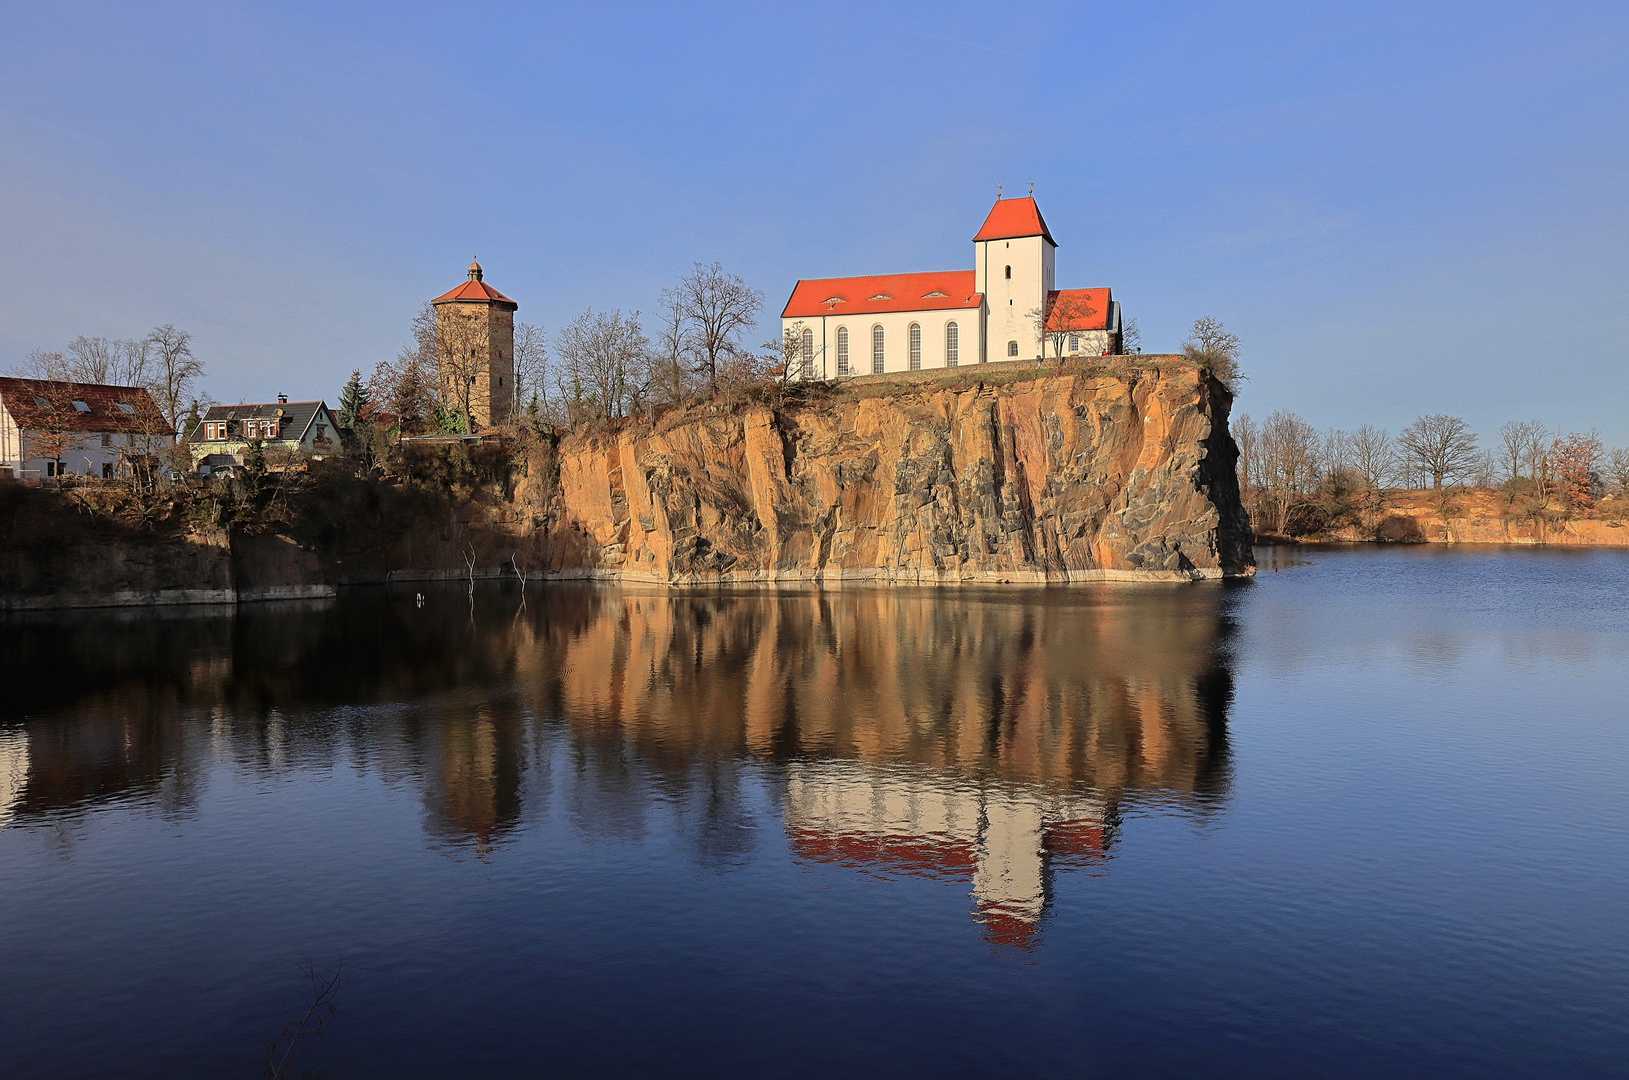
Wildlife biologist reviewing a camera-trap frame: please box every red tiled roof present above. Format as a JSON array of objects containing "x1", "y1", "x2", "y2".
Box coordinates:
[
  {"x1": 0, "y1": 378, "x2": 172, "y2": 436},
  {"x1": 976, "y1": 900, "x2": 1041, "y2": 948},
  {"x1": 973, "y1": 196, "x2": 1056, "y2": 246},
  {"x1": 433, "y1": 278, "x2": 517, "y2": 307},
  {"x1": 1043, "y1": 288, "x2": 1113, "y2": 332},
  {"x1": 782, "y1": 270, "x2": 980, "y2": 319},
  {"x1": 788, "y1": 828, "x2": 977, "y2": 879}
]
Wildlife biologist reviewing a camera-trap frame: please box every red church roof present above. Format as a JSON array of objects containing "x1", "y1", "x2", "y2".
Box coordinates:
[
  {"x1": 1043, "y1": 288, "x2": 1114, "y2": 331},
  {"x1": 781, "y1": 270, "x2": 980, "y2": 319},
  {"x1": 973, "y1": 196, "x2": 1056, "y2": 246}
]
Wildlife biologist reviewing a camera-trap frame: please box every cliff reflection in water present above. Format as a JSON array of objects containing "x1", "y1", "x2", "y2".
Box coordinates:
[{"x1": 0, "y1": 583, "x2": 1234, "y2": 943}]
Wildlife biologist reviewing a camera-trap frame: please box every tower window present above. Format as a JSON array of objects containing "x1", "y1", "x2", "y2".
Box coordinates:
[
  {"x1": 945, "y1": 322, "x2": 959, "y2": 367},
  {"x1": 837, "y1": 327, "x2": 849, "y2": 376},
  {"x1": 872, "y1": 325, "x2": 885, "y2": 374},
  {"x1": 1004, "y1": 265, "x2": 1012, "y2": 280},
  {"x1": 1007, "y1": 340, "x2": 1019, "y2": 357},
  {"x1": 801, "y1": 328, "x2": 814, "y2": 377},
  {"x1": 908, "y1": 324, "x2": 922, "y2": 370}
]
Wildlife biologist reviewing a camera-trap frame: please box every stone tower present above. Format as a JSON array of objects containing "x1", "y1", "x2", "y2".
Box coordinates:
[{"x1": 431, "y1": 260, "x2": 517, "y2": 430}]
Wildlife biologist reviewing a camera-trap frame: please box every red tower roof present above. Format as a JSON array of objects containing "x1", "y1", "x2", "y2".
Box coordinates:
[
  {"x1": 973, "y1": 196, "x2": 1056, "y2": 246},
  {"x1": 433, "y1": 260, "x2": 517, "y2": 308}
]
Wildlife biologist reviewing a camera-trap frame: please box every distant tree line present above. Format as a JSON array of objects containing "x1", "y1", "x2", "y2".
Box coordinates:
[{"x1": 1234, "y1": 409, "x2": 1623, "y2": 536}]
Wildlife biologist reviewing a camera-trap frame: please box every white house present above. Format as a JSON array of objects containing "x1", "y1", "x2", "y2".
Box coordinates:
[
  {"x1": 780, "y1": 196, "x2": 1122, "y2": 380},
  {"x1": 0, "y1": 377, "x2": 173, "y2": 480}
]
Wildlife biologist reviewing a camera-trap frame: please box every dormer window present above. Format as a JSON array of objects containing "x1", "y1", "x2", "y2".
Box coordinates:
[
  {"x1": 921, "y1": 291, "x2": 948, "y2": 298},
  {"x1": 824, "y1": 296, "x2": 844, "y2": 303},
  {"x1": 116, "y1": 402, "x2": 134, "y2": 414},
  {"x1": 32, "y1": 395, "x2": 50, "y2": 409},
  {"x1": 72, "y1": 400, "x2": 91, "y2": 413},
  {"x1": 868, "y1": 293, "x2": 892, "y2": 301}
]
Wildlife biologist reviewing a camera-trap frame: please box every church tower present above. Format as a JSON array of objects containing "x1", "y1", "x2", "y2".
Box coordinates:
[
  {"x1": 431, "y1": 260, "x2": 517, "y2": 430},
  {"x1": 972, "y1": 197, "x2": 1056, "y2": 361}
]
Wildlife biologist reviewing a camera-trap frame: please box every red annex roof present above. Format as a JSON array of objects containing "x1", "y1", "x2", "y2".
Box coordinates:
[
  {"x1": 973, "y1": 197, "x2": 1056, "y2": 246},
  {"x1": 782, "y1": 270, "x2": 980, "y2": 319},
  {"x1": 0, "y1": 378, "x2": 172, "y2": 436},
  {"x1": 1043, "y1": 288, "x2": 1113, "y2": 332}
]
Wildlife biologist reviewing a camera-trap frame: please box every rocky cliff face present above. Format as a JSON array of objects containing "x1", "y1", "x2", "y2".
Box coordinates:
[
  {"x1": 549, "y1": 365, "x2": 1253, "y2": 583},
  {"x1": 0, "y1": 364, "x2": 1254, "y2": 609}
]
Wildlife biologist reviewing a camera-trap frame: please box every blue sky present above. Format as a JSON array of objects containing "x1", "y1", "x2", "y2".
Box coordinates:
[{"x1": 1, "y1": 1, "x2": 1624, "y2": 445}]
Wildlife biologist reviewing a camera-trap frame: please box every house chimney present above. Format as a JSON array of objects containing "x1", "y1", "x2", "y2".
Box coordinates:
[{"x1": 277, "y1": 393, "x2": 288, "y2": 404}]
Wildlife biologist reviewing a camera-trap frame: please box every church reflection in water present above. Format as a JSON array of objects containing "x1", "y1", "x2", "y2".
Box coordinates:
[{"x1": 1, "y1": 582, "x2": 1234, "y2": 945}]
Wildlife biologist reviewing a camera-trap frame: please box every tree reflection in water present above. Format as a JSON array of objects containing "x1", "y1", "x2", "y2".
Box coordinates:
[{"x1": 0, "y1": 582, "x2": 1235, "y2": 944}]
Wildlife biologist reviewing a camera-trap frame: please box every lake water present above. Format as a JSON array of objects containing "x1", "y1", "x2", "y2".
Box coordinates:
[{"x1": 2, "y1": 546, "x2": 1627, "y2": 1078}]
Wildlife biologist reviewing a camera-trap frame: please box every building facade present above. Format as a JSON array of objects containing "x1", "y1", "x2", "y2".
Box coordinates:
[
  {"x1": 432, "y1": 260, "x2": 516, "y2": 430},
  {"x1": 0, "y1": 377, "x2": 173, "y2": 480},
  {"x1": 189, "y1": 397, "x2": 339, "y2": 472},
  {"x1": 780, "y1": 196, "x2": 1122, "y2": 379}
]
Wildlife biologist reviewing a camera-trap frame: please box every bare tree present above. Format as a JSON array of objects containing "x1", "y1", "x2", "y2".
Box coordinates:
[
  {"x1": 1398, "y1": 414, "x2": 1479, "y2": 489},
  {"x1": 1181, "y1": 316, "x2": 1244, "y2": 387},
  {"x1": 764, "y1": 321, "x2": 824, "y2": 386},
  {"x1": 1120, "y1": 317, "x2": 1141, "y2": 355},
  {"x1": 513, "y1": 321, "x2": 548, "y2": 417},
  {"x1": 1254, "y1": 409, "x2": 1321, "y2": 534},
  {"x1": 1321, "y1": 428, "x2": 1353, "y2": 482},
  {"x1": 1607, "y1": 448, "x2": 1629, "y2": 496},
  {"x1": 663, "y1": 262, "x2": 762, "y2": 394},
  {"x1": 1350, "y1": 425, "x2": 1394, "y2": 492},
  {"x1": 649, "y1": 289, "x2": 696, "y2": 406},
  {"x1": 63, "y1": 337, "x2": 118, "y2": 383},
  {"x1": 554, "y1": 309, "x2": 650, "y2": 421},
  {"x1": 145, "y1": 324, "x2": 204, "y2": 438},
  {"x1": 1027, "y1": 292, "x2": 1100, "y2": 361},
  {"x1": 1497, "y1": 420, "x2": 1548, "y2": 484},
  {"x1": 1232, "y1": 411, "x2": 1259, "y2": 504}
]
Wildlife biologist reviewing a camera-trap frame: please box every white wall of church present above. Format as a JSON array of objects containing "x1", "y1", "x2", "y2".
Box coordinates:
[
  {"x1": 784, "y1": 307, "x2": 985, "y2": 379},
  {"x1": 976, "y1": 235, "x2": 1052, "y2": 361}
]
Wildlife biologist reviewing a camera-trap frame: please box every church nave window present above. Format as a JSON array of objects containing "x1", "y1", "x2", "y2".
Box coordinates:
[
  {"x1": 801, "y1": 329, "x2": 814, "y2": 378},
  {"x1": 1007, "y1": 340, "x2": 1019, "y2": 357},
  {"x1": 945, "y1": 322, "x2": 959, "y2": 367},
  {"x1": 872, "y1": 325, "x2": 885, "y2": 374},
  {"x1": 908, "y1": 324, "x2": 922, "y2": 370},
  {"x1": 1069, "y1": 335, "x2": 1079, "y2": 352},
  {"x1": 837, "y1": 327, "x2": 849, "y2": 376}
]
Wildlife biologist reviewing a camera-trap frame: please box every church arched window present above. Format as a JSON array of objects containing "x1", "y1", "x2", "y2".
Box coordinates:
[
  {"x1": 872, "y1": 326, "x2": 885, "y2": 374},
  {"x1": 801, "y1": 328, "x2": 814, "y2": 378},
  {"x1": 945, "y1": 322, "x2": 959, "y2": 367},
  {"x1": 1005, "y1": 265, "x2": 1012, "y2": 280},
  {"x1": 836, "y1": 327, "x2": 849, "y2": 376},
  {"x1": 1007, "y1": 340, "x2": 1019, "y2": 357},
  {"x1": 908, "y1": 324, "x2": 922, "y2": 370}
]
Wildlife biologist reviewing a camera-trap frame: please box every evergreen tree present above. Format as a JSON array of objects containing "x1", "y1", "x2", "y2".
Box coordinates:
[{"x1": 338, "y1": 369, "x2": 370, "y2": 430}]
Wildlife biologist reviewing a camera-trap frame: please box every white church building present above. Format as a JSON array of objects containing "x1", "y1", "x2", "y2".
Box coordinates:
[{"x1": 780, "y1": 196, "x2": 1123, "y2": 379}]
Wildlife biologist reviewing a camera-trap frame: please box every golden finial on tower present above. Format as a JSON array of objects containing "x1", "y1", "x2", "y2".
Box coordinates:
[
  {"x1": 1028, "y1": 179, "x2": 1034, "y2": 196},
  {"x1": 996, "y1": 183, "x2": 1003, "y2": 200}
]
